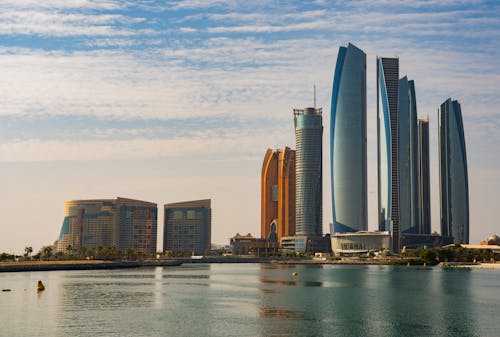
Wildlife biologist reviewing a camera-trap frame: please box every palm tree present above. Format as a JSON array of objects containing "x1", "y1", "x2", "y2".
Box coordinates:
[
  {"x1": 24, "y1": 246, "x2": 33, "y2": 260},
  {"x1": 42, "y1": 246, "x2": 52, "y2": 260}
]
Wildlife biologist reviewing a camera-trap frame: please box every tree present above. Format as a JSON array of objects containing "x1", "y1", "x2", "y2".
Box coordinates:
[
  {"x1": 24, "y1": 246, "x2": 33, "y2": 260},
  {"x1": 66, "y1": 245, "x2": 73, "y2": 257},
  {"x1": 42, "y1": 246, "x2": 53, "y2": 260}
]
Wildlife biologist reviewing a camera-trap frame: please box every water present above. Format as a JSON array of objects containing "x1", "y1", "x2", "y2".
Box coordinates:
[{"x1": 1, "y1": 264, "x2": 499, "y2": 337}]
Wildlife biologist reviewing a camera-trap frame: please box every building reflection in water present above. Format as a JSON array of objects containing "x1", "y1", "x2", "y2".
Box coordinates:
[{"x1": 257, "y1": 264, "x2": 326, "y2": 337}]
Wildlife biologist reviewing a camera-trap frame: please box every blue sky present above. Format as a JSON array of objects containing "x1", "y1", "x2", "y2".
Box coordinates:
[{"x1": 1, "y1": 0, "x2": 499, "y2": 253}]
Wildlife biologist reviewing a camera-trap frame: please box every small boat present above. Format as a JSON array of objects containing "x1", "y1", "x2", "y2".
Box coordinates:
[
  {"x1": 37, "y1": 280, "x2": 45, "y2": 291},
  {"x1": 2, "y1": 289, "x2": 11, "y2": 292}
]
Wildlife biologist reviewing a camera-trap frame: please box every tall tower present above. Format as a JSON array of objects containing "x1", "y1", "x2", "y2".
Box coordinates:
[
  {"x1": 330, "y1": 43, "x2": 367, "y2": 233},
  {"x1": 418, "y1": 118, "x2": 431, "y2": 234},
  {"x1": 439, "y1": 98, "x2": 469, "y2": 244},
  {"x1": 398, "y1": 77, "x2": 419, "y2": 235},
  {"x1": 377, "y1": 56, "x2": 400, "y2": 252},
  {"x1": 294, "y1": 107, "x2": 323, "y2": 237},
  {"x1": 261, "y1": 147, "x2": 296, "y2": 241}
]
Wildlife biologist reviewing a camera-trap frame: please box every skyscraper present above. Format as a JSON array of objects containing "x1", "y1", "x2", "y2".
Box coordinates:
[
  {"x1": 330, "y1": 43, "x2": 367, "y2": 233},
  {"x1": 294, "y1": 107, "x2": 323, "y2": 237},
  {"x1": 377, "y1": 57, "x2": 400, "y2": 251},
  {"x1": 261, "y1": 147, "x2": 296, "y2": 241},
  {"x1": 418, "y1": 118, "x2": 431, "y2": 234},
  {"x1": 398, "y1": 76, "x2": 419, "y2": 235},
  {"x1": 439, "y1": 99, "x2": 469, "y2": 244},
  {"x1": 56, "y1": 197, "x2": 157, "y2": 254},
  {"x1": 163, "y1": 199, "x2": 211, "y2": 255}
]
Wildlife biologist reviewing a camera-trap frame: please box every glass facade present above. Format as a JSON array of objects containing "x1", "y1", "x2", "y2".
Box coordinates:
[
  {"x1": 377, "y1": 57, "x2": 400, "y2": 252},
  {"x1": 418, "y1": 118, "x2": 431, "y2": 234},
  {"x1": 57, "y1": 198, "x2": 157, "y2": 254},
  {"x1": 439, "y1": 99, "x2": 469, "y2": 243},
  {"x1": 164, "y1": 199, "x2": 211, "y2": 255},
  {"x1": 330, "y1": 43, "x2": 367, "y2": 233},
  {"x1": 398, "y1": 77, "x2": 419, "y2": 234},
  {"x1": 294, "y1": 107, "x2": 323, "y2": 236}
]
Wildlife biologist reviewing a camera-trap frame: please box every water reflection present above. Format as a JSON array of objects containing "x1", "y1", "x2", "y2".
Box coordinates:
[
  {"x1": 257, "y1": 264, "x2": 325, "y2": 337},
  {"x1": 0, "y1": 264, "x2": 494, "y2": 337}
]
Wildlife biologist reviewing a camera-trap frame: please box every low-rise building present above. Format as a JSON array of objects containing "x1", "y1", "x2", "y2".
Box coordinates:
[
  {"x1": 230, "y1": 233, "x2": 278, "y2": 256},
  {"x1": 331, "y1": 231, "x2": 391, "y2": 256}
]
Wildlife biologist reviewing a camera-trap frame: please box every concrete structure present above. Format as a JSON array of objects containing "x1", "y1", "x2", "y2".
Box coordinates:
[
  {"x1": 439, "y1": 98, "x2": 469, "y2": 244},
  {"x1": 230, "y1": 233, "x2": 278, "y2": 256},
  {"x1": 280, "y1": 235, "x2": 331, "y2": 253},
  {"x1": 330, "y1": 43, "x2": 367, "y2": 233},
  {"x1": 163, "y1": 199, "x2": 211, "y2": 255},
  {"x1": 261, "y1": 147, "x2": 296, "y2": 241},
  {"x1": 417, "y1": 118, "x2": 431, "y2": 234},
  {"x1": 57, "y1": 197, "x2": 157, "y2": 254},
  {"x1": 481, "y1": 235, "x2": 500, "y2": 246},
  {"x1": 377, "y1": 56, "x2": 400, "y2": 252},
  {"x1": 294, "y1": 107, "x2": 323, "y2": 237},
  {"x1": 331, "y1": 231, "x2": 391, "y2": 256},
  {"x1": 400, "y1": 233, "x2": 442, "y2": 249}
]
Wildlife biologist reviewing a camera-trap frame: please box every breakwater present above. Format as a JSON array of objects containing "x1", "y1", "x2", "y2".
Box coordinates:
[{"x1": 0, "y1": 259, "x2": 182, "y2": 273}]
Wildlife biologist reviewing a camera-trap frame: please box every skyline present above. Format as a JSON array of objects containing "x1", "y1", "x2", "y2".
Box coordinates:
[{"x1": 1, "y1": 0, "x2": 499, "y2": 253}]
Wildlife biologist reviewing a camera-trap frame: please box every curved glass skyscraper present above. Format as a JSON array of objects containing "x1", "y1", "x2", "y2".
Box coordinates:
[
  {"x1": 294, "y1": 107, "x2": 323, "y2": 236},
  {"x1": 439, "y1": 98, "x2": 469, "y2": 244},
  {"x1": 377, "y1": 57, "x2": 400, "y2": 251},
  {"x1": 398, "y1": 76, "x2": 419, "y2": 234},
  {"x1": 330, "y1": 43, "x2": 367, "y2": 233}
]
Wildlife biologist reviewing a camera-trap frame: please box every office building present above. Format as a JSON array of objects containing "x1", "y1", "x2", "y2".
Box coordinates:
[
  {"x1": 418, "y1": 118, "x2": 431, "y2": 234},
  {"x1": 294, "y1": 107, "x2": 323, "y2": 237},
  {"x1": 377, "y1": 56, "x2": 400, "y2": 252},
  {"x1": 261, "y1": 147, "x2": 296, "y2": 242},
  {"x1": 56, "y1": 197, "x2": 157, "y2": 254},
  {"x1": 164, "y1": 199, "x2": 211, "y2": 255},
  {"x1": 330, "y1": 43, "x2": 367, "y2": 233},
  {"x1": 398, "y1": 77, "x2": 419, "y2": 235},
  {"x1": 439, "y1": 98, "x2": 469, "y2": 244}
]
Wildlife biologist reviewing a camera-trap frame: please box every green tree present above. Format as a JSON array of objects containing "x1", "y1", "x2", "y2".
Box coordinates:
[
  {"x1": 24, "y1": 246, "x2": 33, "y2": 260},
  {"x1": 42, "y1": 246, "x2": 53, "y2": 260},
  {"x1": 66, "y1": 245, "x2": 73, "y2": 257}
]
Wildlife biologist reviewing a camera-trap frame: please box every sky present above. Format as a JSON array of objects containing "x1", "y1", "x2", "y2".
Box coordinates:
[{"x1": 1, "y1": 0, "x2": 499, "y2": 254}]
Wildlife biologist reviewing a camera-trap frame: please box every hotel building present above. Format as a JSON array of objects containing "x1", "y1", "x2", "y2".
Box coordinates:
[
  {"x1": 294, "y1": 107, "x2": 323, "y2": 237},
  {"x1": 56, "y1": 197, "x2": 157, "y2": 254},
  {"x1": 261, "y1": 147, "x2": 296, "y2": 241},
  {"x1": 164, "y1": 199, "x2": 211, "y2": 255}
]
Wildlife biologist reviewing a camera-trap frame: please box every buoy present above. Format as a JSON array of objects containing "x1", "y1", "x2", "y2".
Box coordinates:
[
  {"x1": 292, "y1": 272, "x2": 298, "y2": 276},
  {"x1": 37, "y1": 280, "x2": 45, "y2": 291},
  {"x1": 424, "y1": 262, "x2": 427, "y2": 267}
]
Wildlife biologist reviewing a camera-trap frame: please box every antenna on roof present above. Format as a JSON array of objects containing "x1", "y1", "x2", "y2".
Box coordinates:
[{"x1": 314, "y1": 84, "x2": 316, "y2": 109}]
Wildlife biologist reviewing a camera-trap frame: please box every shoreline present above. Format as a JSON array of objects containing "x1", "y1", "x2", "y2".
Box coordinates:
[
  {"x1": 0, "y1": 259, "x2": 182, "y2": 273},
  {"x1": 2, "y1": 258, "x2": 499, "y2": 272}
]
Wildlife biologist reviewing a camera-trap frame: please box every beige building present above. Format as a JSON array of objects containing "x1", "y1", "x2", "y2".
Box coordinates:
[
  {"x1": 56, "y1": 197, "x2": 157, "y2": 254},
  {"x1": 163, "y1": 199, "x2": 211, "y2": 255},
  {"x1": 331, "y1": 231, "x2": 391, "y2": 256}
]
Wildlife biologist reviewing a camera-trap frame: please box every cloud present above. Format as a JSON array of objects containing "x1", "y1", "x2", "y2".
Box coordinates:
[
  {"x1": 0, "y1": 0, "x2": 124, "y2": 11},
  {"x1": 0, "y1": 126, "x2": 292, "y2": 162},
  {"x1": 0, "y1": 10, "x2": 151, "y2": 37}
]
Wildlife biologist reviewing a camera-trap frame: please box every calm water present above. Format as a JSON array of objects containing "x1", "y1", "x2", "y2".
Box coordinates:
[{"x1": 1, "y1": 264, "x2": 499, "y2": 337}]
